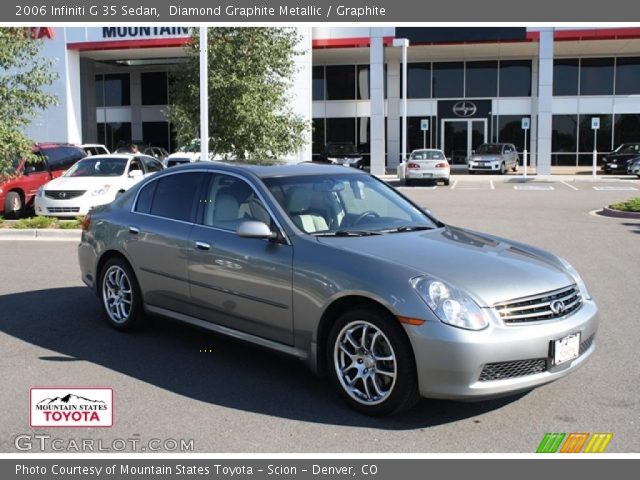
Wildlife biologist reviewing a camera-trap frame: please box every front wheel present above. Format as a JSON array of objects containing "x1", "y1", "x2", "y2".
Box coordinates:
[
  {"x1": 327, "y1": 307, "x2": 419, "y2": 416},
  {"x1": 512, "y1": 161, "x2": 519, "y2": 172},
  {"x1": 98, "y1": 258, "x2": 144, "y2": 330},
  {"x1": 499, "y1": 162, "x2": 506, "y2": 175},
  {"x1": 4, "y1": 191, "x2": 23, "y2": 219}
]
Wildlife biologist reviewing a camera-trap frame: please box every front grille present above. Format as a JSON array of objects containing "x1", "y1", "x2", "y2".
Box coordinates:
[
  {"x1": 479, "y1": 358, "x2": 547, "y2": 382},
  {"x1": 47, "y1": 207, "x2": 80, "y2": 213},
  {"x1": 44, "y1": 190, "x2": 86, "y2": 200},
  {"x1": 478, "y1": 333, "x2": 595, "y2": 382},
  {"x1": 495, "y1": 284, "x2": 582, "y2": 324}
]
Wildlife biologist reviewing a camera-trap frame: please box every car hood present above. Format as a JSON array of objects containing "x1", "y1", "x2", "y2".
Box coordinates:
[
  {"x1": 317, "y1": 226, "x2": 574, "y2": 307},
  {"x1": 472, "y1": 154, "x2": 502, "y2": 160},
  {"x1": 43, "y1": 176, "x2": 121, "y2": 190},
  {"x1": 606, "y1": 153, "x2": 638, "y2": 162}
]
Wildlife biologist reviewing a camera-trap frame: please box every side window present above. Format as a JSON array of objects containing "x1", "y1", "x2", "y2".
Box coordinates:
[
  {"x1": 24, "y1": 153, "x2": 47, "y2": 173},
  {"x1": 135, "y1": 181, "x2": 157, "y2": 214},
  {"x1": 44, "y1": 147, "x2": 86, "y2": 171},
  {"x1": 141, "y1": 156, "x2": 164, "y2": 173},
  {"x1": 202, "y1": 174, "x2": 271, "y2": 230},
  {"x1": 149, "y1": 173, "x2": 201, "y2": 222}
]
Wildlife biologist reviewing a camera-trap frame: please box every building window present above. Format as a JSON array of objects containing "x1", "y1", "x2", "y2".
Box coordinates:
[
  {"x1": 465, "y1": 61, "x2": 498, "y2": 98},
  {"x1": 551, "y1": 115, "x2": 578, "y2": 166},
  {"x1": 615, "y1": 57, "x2": 640, "y2": 95},
  {"x1": 97, "y1": 122, "x2": 132, "y2": 152},
  {"x1": 578, "y1": 114, "x2": 612, "y2": 153},
  {"x1": 95, "y1": 74, "x2": 130, "y2": 107},
  {"x1": 312, "y1": 118, "x2": 325, "y2": 156},
  {"x1": 580, "y1": 58, "x2": 614, "y2": 96},
  {"x1": 407, "y1": 116, "x2": 437, "y2": 152},
  {"x1": 499, "y1": 60, "x2": 531, "y2": 97},
  {"x1": 142, "y1": 121, "x2": 170, "y2": 151},
  {"x1": 553, "y1": 59, "x2": 579, "y2": 96},
  {"x1": 141, "y1": 72, "x2": 168, "y2": 105},
  {"x1": 357, "y1": 117, "x2": 370, "y2": 155},
  {"x1": 497, "y1": 115, "x2": 531, "y2": 153},
  {"x1": 357, "y1": 65, "x2": 370, "y2": 100},
  {"x1": 312, "y1": 66, "x2": 325, "y2": 101},
  {"x1": 407, "y1": 63, "x2": 431, "y2": 98},
  {"x1": 432, "y1": 62, "x2": 464, "y2": 98},
  {"x1": 613, "y1": 114, "x2": 640, "y2": 146},
  {"x1": 326, "y1": 65, "x2": 355, "y2": 100},
  {"x1": 325, "y1": 118, "x2": 355, "y2": 144}
]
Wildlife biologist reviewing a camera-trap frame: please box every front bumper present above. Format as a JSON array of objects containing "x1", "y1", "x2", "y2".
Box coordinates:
[
  {"x1": 468, "y1": 160, "x2": 501, "y2": 171},
  {"x1": 35, "y1": 195, "x2": 112, "y2": 217},
  {"x1": 405, "y1": 300, "x2": 598, "y2": 400}
]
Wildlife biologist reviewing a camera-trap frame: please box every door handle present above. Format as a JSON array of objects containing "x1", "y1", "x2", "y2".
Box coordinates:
[
  {"x1": 128, "y1": 226, "x2": 140, "y2": 235},
  {"x1": 195, "y1": 241, "x2": 211, "y2": 251}
]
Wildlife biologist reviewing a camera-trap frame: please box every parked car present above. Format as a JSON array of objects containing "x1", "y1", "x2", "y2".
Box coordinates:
[
  {"x1": 81, "y1": 144, "x2": 110, "y2": 156},
  {"x1": 601, "y1": 143, "x2": 640, "y2": 174},
  {"x1": 0, "y1": 143, "x2": 87, "y2": 218},
  {"x1": 398, "y1": 149, "x2": 450, "y2": 186},
  {"x1": 319, "y1": 143, "x2": 368, "y2": 169},
  {"x1": 79, "y1": 163, "x2": 597, "y2": 416},
  {"x1": 627, "y1": 157, "x2": 640, "y2": 177},
  {"x1": 143, "y1": 146, "x2": 169, "y2": 161},
  {"x1": 468, "y1": 143, "x2": 519, "y2": 174},
  {"x1": 35, "y1": 154, "x2": 164, "y2": 217}
]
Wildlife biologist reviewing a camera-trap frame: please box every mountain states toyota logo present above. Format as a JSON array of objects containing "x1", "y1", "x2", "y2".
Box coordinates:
[{"x1": 30, "y1": 388, "x2": 113, "y2": 428}]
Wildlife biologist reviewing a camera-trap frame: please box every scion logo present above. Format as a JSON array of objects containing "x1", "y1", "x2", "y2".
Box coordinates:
[
  {"x1": 30, "y1": 388, "x2": 113, "y2": 428},
  {"x1": 452, "y1": 101, "x2": 477, "y2": 117},
  {"x1": 536, "y1": 432, "x2": 613, "y2": 453}
]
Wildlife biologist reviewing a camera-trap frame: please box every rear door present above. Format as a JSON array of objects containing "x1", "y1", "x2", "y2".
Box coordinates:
[{"x1": 19, "y1": 154, "x2": 52, "y2": 204}]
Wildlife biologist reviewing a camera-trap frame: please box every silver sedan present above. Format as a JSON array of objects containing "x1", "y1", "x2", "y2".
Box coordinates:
[
  {"x1": 398, "y1": 149, "x2": 450, "y2": 186},
  {"x1": 78, "y1": 163, "x2": 597, "y2": 416}
]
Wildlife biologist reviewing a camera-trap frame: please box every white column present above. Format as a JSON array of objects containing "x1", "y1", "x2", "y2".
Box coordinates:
[
  {"x1": 199, "y1": 27, "x2": 209, "y2": 162},
  {"x1": 369, "y1": 28, "x2": 386, "y2": 176},
  {"x1": 536, "y1": 28, "x2": 554, "y2": 175},
  {"x1": 530, "y1": 56, "x2": 538, "y2": 170},
  {"x1": 289, "y1": 27, "x2": 313, "y2": 163},
  {"x1": 386, "y1": 60, "x2": 400, "y2": 168}
]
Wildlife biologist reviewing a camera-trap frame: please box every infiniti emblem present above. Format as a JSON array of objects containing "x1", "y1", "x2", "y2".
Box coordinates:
[
  {"x1": 550, "y1": 300, "x2": 566, "y2": 315},
  {"x1": 453, "y1": 101, "x2": 477, "y2": 117}
]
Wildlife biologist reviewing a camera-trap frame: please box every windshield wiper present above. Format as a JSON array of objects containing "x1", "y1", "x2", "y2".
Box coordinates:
[
  {"x1": 314, "y1": 230, "x2": 383, "y2": 237},
  {"x1": 383, "y1": 225, "x2": 435, "y2": 233}
]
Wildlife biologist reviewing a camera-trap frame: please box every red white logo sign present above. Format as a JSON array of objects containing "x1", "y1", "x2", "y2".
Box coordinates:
[{"x1": 30, "y1": 388, "x2": 113, "y2": 428}]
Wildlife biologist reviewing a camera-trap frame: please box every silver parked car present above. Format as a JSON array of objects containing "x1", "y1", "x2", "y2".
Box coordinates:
[
  {"x1": 397, "y1": 149, "x2": 450, "y2": 186},
  {"x1": 78, "y1": 163, "x2": 597, "y2": 415},
  {"x1": 468, "y1": 143, "x2": 520, "y2": 174}
]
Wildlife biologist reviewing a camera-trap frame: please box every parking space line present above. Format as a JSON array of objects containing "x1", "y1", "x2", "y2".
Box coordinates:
[
  {"x1": 560, "y1": 181, "x2": 579, "y2": 191},
  {"x1": 593, "y1": 186, "x2": 638, "y2": 191},
  {"x1": 451, "y1": 180, "x2": 458, "y2": 190},
  {"x1": 514, "y1": 185, "x2": 555, "y2": 191},
  {"x1": 490, "y1": 180, "x2": 495, "y2": 190},
  {"x1": 398, "y1": 186, "x2": 438, "y2": 191}
]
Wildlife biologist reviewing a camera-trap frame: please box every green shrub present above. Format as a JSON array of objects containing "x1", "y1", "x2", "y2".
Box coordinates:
[
  {"x1": 12, "y1": 216, "x2": 56, "y2": 229},
  {"x1": 610, "y1": 197, "x2": 640, "y2": 213},
  {"x1": 57, "y1": 219, "x2": 82, "y2": 229}
]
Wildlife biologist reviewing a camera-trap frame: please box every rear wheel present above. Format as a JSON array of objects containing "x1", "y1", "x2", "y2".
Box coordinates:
[
  {"x1": 404, "y1": 178, "x2": 412, "y2": 186},
  {"x1": 327, "y1": 307, "x2": 419, "y2": 416},
  {"x1": 512, "y1": 161, "x2": 519, "y2": 172},
  {"x1": 443, "y1": 178, "x2": 450, "y2": 186},
  {"x1": 499, "y1": 162, "x2": 506, "y2": 175},
  {"x1": 98, "y1": 258, "x2": 144, "y2": 331}
]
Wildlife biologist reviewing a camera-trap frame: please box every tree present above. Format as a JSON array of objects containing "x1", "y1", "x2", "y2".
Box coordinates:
[
  {"x1": 168, "y1": 28, "x2": 308, "y2": 161},
  {"x1": 0, "y1": 28, "x2": 58, "y2": 178}
]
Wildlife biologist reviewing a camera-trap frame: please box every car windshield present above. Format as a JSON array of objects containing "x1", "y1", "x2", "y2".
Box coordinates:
[
  {"x1": 327, "y1": 144, "x2": 357, "y2": 156},
  {"x1": 614, "y1": 143, "x2": 640, "y2": 154},
  {"x1": 476, "y1": 144, "x2": 503, "y2": 154},
  {"x1": 410, "y1": 150, "x2": 445, "y2": 160},
  {"x1": 263, "y1": 174, "x2": 438, "y2": 235},
  {"x1": 64, "y1": 157, "x2": 128, "y2": 177}
]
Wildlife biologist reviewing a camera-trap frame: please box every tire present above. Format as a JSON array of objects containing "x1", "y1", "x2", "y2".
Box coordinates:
[
  {"x1": 98, "y1": 257, "x2": 144, "y2": 331},
  {"x1": 468, "y1": 170, "x2": 476, "y2": 175},
  {"x1": 512, "y1": 161, "x2": 519, "y2": 172},
  {"x1": 443, "y1": 178, "x2": 450, "y2": 186},
  {"x1": 4, "y1": 191, "x2": 23, "y2": 219},
  {"x1": 404, "y1": 178, "x2": 412, "y2": 186},
  {"x1": 326, "y1": 307, "x2": 419, "y2": 416},
  {"x1": 499, "y1": 162, "x2": 506, "y2": 175}
]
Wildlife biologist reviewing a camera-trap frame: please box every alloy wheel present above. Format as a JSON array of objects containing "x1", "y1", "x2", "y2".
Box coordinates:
[{"x1": 102, "y1": 265, "x2": 133, "y2": 324}]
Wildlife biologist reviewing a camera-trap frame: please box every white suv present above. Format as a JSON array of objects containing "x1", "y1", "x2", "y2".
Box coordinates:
[{"x1": 468, "y1": 143, "x2": 519, "y2": 174}]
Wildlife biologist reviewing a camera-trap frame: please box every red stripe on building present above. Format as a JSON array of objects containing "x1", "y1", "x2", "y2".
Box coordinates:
[
  {"x1": 67, "y1": 37, "x2": 190, "y2": 51},
  {"x1": 312, "y1": 36, "x2": 395, "y2": 49}
]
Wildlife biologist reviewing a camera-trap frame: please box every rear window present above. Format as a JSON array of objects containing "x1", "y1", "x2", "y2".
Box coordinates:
[{"x1": 148, "y1": 173, "x2": 202, "y2": 222}]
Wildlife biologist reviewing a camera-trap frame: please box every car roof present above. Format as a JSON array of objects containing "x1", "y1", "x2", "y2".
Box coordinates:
[
  {"x1": 164, "y1": 161, "x2": 368, "y2": 179},
  {"x1": 77, "y1": 154, "x2": 137, "y2": 160},
  {"x1": 411, "y1": 149, "x2": 444, "y2": 152}
]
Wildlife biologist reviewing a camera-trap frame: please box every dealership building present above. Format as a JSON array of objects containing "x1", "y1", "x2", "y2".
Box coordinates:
[{"x1": 24, "y1": 26, "x2": 640, "y2": 174}]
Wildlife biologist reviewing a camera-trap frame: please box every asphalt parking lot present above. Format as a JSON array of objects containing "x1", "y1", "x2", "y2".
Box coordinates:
[{"x1": 0, "y1": 174, "x2": 638, "y2": 453}]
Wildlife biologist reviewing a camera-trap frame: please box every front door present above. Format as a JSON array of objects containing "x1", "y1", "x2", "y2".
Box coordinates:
[{"x1": 441, "y1": 119, "x2": 487, "y2": 165}]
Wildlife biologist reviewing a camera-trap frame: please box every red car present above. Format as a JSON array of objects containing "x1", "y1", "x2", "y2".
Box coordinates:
[{"x1": 1, "y1": 143, "x2": 87, "y2": 218}]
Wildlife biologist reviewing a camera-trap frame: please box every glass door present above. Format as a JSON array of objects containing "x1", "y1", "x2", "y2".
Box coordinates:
[{"x1": 441, "y1": 119, "x2": 487, "y2": 165}]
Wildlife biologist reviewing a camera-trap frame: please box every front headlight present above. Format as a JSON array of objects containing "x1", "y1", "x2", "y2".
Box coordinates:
[
  {"x1": 36, "y1": 186, "x2": 44, "y2": 198},
  {"x1": 558, "y1": 257, "x2": 592, "y2": 300},
  {"x1": 410, "y1": 275, "x2": 488, "y2": 330},
  {"x1": 90, "y1": 185, "x2": 111, "y2": 197}
]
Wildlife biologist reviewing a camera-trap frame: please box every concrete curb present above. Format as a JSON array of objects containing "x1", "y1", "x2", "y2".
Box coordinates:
[
  {"x1": 0, "y1": 229, "x2": 81, "y2": 241},
  {"x1": 598, "y1": 207, "x2": 640, "y2": 219}
]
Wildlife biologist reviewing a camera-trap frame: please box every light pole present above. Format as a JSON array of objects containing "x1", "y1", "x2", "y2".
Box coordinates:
[
  {"x1": 393, "y1": 38, "x2": 410, "y2": 165},
  {"x1": 199, "y1": 27, "x2": 209, "y2": 163}
]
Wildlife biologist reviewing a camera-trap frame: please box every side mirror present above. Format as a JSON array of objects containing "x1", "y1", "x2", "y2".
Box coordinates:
[
  {"x1": 128, "y1": 169, "x2": 143, "y2": 179},
  {"x1": 237, "y1": 220, "x2": 277, "y2": 240}
]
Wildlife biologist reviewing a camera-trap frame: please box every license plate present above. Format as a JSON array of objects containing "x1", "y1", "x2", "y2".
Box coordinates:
[
  {"x1": 553, "y1": 333, "x2": 580, "y2": 365},
  {"x1": 422, "y1": 173, "x2": 433, "y2": 178},
  {"x1": 343, "y1": 162, "x2": 350, "y2": 166},
  {"x1": 609, "y1": 164, "x2": 617, "y2": 168},
  {"x1": 479, "y1": 162, "x2": 487, "y2": 166}
]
